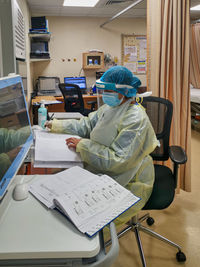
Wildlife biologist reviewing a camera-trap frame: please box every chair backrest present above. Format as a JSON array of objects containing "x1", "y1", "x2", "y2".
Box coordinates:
[
  {"x1": 141, "y1": 96, "x2": 173, "y2": 161},
  {"x1": 59, "y1": 83, "x2": 84, "y2": 113}
]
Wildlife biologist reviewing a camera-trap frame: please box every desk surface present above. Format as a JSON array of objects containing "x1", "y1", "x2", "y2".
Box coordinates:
[
  {"x1": 0, "y1": 175, "x2": 100, "y2": 260},
  {"x1": 32, "y1": 94, "x2": 97, "y2": 104}
]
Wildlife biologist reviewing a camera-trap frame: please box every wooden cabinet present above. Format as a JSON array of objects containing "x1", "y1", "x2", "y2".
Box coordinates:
[{"x1": 82, "y1": 52, "x2": 104, "y2": 70}]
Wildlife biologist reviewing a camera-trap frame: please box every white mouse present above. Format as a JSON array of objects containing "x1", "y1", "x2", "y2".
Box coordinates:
[{"x1": 13, "y1": 183, "x2": 29, "y2": 201}]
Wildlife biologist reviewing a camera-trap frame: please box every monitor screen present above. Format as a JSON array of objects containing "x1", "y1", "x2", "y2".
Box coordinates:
[
  {"x1": 64, "y1": 77, "x2": 87, "y2": 90},
  {"x1": 38, "y1": 77, "x2": 60, "y2": 91},
  {"x1": 0, "y1": 75, "x2": 33, "y2": 199},
  {"x1": 31, "y1": 42, "x2": 48, "y2": 54}
]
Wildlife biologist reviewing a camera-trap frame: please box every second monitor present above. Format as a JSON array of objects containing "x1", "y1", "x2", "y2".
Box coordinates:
[{"x1": 64, "y1": 77, "x2": 87, "y2": 94}]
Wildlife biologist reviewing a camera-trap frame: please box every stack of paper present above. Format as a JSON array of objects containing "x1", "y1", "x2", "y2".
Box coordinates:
[
  {"x1": 34, "y1": 131, "x2": 83, "y2": 168},
  {"x1": 29, "y1": 166, "x2": 141, "y2": 237}
]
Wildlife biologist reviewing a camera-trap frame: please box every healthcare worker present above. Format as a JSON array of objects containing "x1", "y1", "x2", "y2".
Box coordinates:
[
  {"x1": 45, "y1": 66, "x2": 159, "y2": 228},
  {"x1": 0, "y1": 126, "x2": 31, "y2": 179}
]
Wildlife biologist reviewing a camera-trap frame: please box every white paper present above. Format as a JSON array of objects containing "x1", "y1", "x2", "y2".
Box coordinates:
[
  {"x1": 29, "y1": 166, "x2": 140, "y2": 237},
  {"x1": 34, "y1": 161, "x2": 83, "y2": 169},
  {"x1": 139, "y1": 39, "x2": 147, "y2": 49},
  {"x1": 139, "y1": 48, "x2": 147, "y2": 60},
  {"x1": 34, "y1": 131, "x2": 82, "y2": 163},
  {"x1": 124, "y1": 45, "x2": 137, "y2": 56},
  {"x1": 48, "y1": 112, "x2": 83, "y2": 120},
  {"x1": 124, "y1": 62, "x2": 137, "y2": 73}
]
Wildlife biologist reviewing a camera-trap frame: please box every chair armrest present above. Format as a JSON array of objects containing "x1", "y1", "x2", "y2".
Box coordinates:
[
  {"x1": 169, "y1": 146, "x2": 187, "y2": 165},
  {"x1": 85, "y1": 222, "x2": 119, "y2": 267}
]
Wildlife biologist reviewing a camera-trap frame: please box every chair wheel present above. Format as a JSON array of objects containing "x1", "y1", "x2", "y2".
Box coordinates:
[
  {"x1": 146, "y1": 217, "x2": 154, "y2": 226},
  {"x1": 176, "y1": 251, "x2": 186, "y2": 262}
]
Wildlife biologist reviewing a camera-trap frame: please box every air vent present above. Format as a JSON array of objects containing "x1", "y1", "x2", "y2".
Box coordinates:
[
  {"x1": 98, "y1": 0, "x2": 132, "y2": 7},
  {"x1": 12, "y1": 0, "x2": 25, "y2": 60},
  {"x1": 105, "y1": 0, "x2": 126, "y2": 5}
]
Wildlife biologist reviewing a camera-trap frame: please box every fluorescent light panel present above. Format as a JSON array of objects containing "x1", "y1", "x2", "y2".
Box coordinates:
[
  {"x1": 63, "y1": 0, "x2": 99, "y2": 7},
  {"x1": 190, "y1": 5, "x2": 200, "y2": 11}
]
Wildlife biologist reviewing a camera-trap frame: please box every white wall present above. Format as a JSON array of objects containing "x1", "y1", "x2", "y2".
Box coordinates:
[{"x1": 32, "y1": 16, "x2": 147, "y2": 88}]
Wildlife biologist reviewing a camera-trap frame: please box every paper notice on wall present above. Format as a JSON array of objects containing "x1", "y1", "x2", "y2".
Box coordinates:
[
  {"x1": 140, "y1": 49, "x2": 147, "y2": 60},
  {"x1": 124, "y1": 62, "x2": 137, "y2": 73},
  {"x1": 139, "y1": 39, "x2": 147, "y2": 49},
  {"x1": 124, "y1": 46, "x2": 137, "y2": 62},
  {"x1": 137, "y1": 60, "x2": 146, "y2": 73}
]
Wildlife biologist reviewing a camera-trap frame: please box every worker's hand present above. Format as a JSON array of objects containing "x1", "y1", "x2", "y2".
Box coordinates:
[
  {"x1": 66, "y1": 137, "x2": 81, "y2": 149},
  {"x1": 44, "y1": 121, "x2": 52, "y2": 129}
]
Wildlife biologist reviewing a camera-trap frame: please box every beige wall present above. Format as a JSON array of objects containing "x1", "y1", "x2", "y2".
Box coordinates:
[{"x1": 32, "y1": 16, "x2": 147, "y2": 89}]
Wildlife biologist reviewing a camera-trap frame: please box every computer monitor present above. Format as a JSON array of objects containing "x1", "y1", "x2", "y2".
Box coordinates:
[
  {"x1": 30, "y1": 41, "x2": 50, "y2": 58},
  {"x1": 0, "y1": 75, "x2": 33, "y2": 199},
  {"x1": 64, "y1": 77, "x2": 87, "y2": 92}
]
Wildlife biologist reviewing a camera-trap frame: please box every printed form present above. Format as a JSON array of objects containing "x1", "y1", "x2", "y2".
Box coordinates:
[
  {"x1": 29, "y1": 166, "x2": 140, "y2": 237},
  {"x1": 34, "y1": 131, "x2": 83, "y2": 168}
]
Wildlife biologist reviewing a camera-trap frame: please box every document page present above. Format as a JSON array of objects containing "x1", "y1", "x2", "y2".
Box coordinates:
[
  {"x1": 29, "y1": 167, "x2": 94, "y2": 208},
  {"x1": 54, "y1": 174, "x2": 140, "y2": 236},
  {"x1": 29, "y1": 166, "x2": 140, "y2": 237},
  {"x1": 35, "y1": 131, "x2": 82, "y2": 163}
]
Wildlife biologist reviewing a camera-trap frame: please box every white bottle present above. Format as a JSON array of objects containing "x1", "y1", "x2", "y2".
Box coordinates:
[{"x1": 38, "y1": 100, "x2": 47, "y2": 129}]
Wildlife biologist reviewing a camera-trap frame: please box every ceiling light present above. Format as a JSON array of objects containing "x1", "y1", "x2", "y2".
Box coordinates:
[
  {"x1": 190, "y1": 5, "x2": 200, "y2": 11},
  {"x1": 63, "y1": 0, "x2": 99, "y2": 7}
]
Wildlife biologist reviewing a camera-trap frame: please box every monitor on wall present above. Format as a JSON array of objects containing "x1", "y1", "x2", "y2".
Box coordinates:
[{"x1": 0, "y1": 75, "x2": 33, "y2": 200}]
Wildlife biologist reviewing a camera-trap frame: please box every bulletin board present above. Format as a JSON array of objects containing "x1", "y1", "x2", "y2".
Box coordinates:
[{"x1": 121, "y1": 34, "x2": 147, "y2": 74}]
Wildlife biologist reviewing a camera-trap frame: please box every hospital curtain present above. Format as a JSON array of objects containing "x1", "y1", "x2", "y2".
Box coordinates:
[
  {"x1": 147, "y1": 0, "x2": 191, "y2": 192},
  {"x1": 190, "y1": 23, "x2": 200, "y2": 88}
]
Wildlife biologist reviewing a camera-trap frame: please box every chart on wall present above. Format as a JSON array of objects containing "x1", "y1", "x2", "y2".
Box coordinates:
[{"x1": 121, "y1": 34, "x2": 147, "y2": 74}]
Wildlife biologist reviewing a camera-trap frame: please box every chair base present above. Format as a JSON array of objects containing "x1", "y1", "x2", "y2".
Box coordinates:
[{"x1": 105, "y1": 213, "x2": 186, "y2": 267}]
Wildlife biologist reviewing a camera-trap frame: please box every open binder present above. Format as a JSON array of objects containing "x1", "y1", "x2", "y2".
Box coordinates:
[{"x1": 29, "y1": 166, "x2": 141, "y2": 237}]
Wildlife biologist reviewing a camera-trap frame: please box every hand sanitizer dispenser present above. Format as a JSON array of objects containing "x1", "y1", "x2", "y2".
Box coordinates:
[{"x1": 38, "y1": 100, "x2": 47, "y2": 128}]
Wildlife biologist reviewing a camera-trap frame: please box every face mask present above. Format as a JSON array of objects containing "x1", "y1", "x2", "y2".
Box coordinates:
[{"x1": 102, "y1": 92, "x2": 123, "y2": 107}]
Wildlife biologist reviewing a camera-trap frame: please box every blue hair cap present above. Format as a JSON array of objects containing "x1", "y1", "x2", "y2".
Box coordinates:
[{"x1": 100, "y1": 66, "x2": 141, "y2": 97}]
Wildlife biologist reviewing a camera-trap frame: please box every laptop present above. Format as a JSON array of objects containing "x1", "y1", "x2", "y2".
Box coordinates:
[{"x1": 36, "y1": 76, "x2": 62, "y2": 96}]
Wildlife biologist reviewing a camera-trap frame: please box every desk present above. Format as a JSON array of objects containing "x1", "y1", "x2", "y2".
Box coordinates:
[
  {"x1": 32, "y1": 95, "x2": 98, "y2": 113},
  {"x1": 0, "y1": 175, "x2": 99, "y2": 264},
  {"x1": 0, "y1": 171, "x2": 118, "y2": 266},
  {"x1": 0, "y1": 140, "x2": 119, "y2": 266},
  {"x1": 31, "y1": 95, "x2": 98, "y2": 124}
]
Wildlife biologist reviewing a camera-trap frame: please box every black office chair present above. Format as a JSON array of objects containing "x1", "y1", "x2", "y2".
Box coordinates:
[
  {"x1": 106, "y1": 96, "x2": 187, "y2": 266},
  {"x1": 59, "y1": 83, "x2": 96, "y2": 116}
]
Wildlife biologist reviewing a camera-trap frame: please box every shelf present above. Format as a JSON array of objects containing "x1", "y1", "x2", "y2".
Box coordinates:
[
  {"x1": 30, "y1": 58, "x2": 51, "y2": 62},
  {"x1": 29, "y1": 33, "x2": 51, "y2": 41}
]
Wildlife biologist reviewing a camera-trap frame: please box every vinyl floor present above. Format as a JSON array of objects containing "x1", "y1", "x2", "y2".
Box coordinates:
[{"x1": 112, "y1": 129, "x2": 200, "y2": 267}]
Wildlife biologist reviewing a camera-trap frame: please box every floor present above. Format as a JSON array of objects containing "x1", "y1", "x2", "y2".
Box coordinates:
[{"x1": 112, "y1": 129, "x2": 200, "y2": 267}]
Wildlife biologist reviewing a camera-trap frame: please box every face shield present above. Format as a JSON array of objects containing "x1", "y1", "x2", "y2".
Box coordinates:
[
  {"x1": 96, "y1": 79, "x2": 152, "y2": 108},
  {"x1": 96, "y1": 79, "x2": 138, "y2": 107}
]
